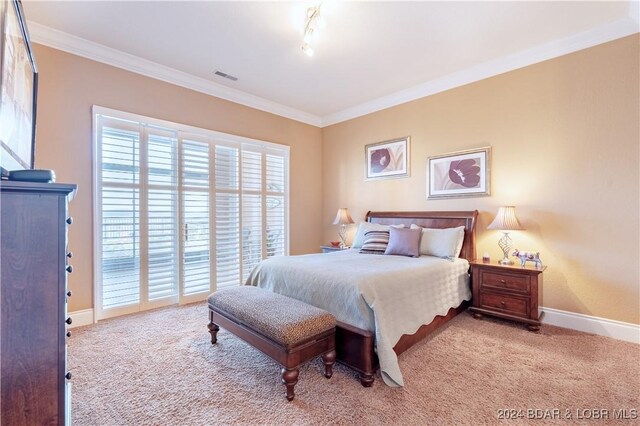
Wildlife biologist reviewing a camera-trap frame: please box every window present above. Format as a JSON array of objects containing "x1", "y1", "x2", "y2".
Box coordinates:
[{"x1": 94, "y1": 107, "x2": 289, "y2": 320}]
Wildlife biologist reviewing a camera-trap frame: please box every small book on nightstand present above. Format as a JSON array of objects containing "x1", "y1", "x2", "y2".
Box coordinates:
[{"x1": 321, "y1": 245, "x2": 348, "y2": 253}]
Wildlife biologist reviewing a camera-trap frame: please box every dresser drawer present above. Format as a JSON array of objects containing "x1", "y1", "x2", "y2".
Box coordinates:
[
  {"x1": 480, "y1": 271, "x2": 530, "y2": 295},
  {"x1": 479, "y1": 292, "x2": 530, "y2": 317}
]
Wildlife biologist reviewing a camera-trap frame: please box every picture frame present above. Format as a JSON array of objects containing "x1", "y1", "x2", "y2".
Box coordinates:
[
  {"x1": 427, "y1": 146, "x2": 491, "y2": 199},
  {"x1": 0, "y1": 0, "x2": 38, "y2": 176},
  {"x1": 365, "y1": 136, "x2": 410, "y2": 180}
]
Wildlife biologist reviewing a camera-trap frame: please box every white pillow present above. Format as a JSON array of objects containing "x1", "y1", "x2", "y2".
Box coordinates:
[
  {"x1": 410, "y1": 224, "x2": 465, "y2": 260},
  {"x1": 352, "y1": 222, "x2": 405, "y2": 248}
]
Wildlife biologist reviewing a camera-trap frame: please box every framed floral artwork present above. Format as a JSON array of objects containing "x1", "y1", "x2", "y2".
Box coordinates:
[
  {"x1": 427, "y1": 146, "x2": 491, "y2": 199},
  {"x1": 365, "y1": 137, "x2": 410, "y2": 180}
]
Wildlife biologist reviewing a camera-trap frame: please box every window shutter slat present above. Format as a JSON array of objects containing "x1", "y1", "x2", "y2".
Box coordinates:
[
  {"x1": 266, "y1": 154, "x2": 286, "y2": 258},
  {"x1": 182, "y1": 140, "x2": 212, "y2": 296},
  {"x1": 147, "y1": 132, "x2": 178, "y2": 301},
  {"x1": 241, "y1": 193, "x2": 262, "y2": 282},
  {"x1": 215, "y1": 145, "x2": 241, "y2": 288},
  {"x1": 101, "y1": 125, "x2": 141, "y2": 309}
]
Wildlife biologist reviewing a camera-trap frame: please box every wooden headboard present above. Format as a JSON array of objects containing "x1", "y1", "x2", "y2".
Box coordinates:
[{"x1": 366, "y1": 210, "x2": 478, "y2": 262}]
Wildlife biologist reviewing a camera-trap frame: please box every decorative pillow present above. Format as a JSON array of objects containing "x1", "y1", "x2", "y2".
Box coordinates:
[
  {"x1": 410, "y1": 224, "x2": 465, "y2": 260},
  {"x1": 384, "y1": 226, "x2": 422, "y2": 257},
  {"x1": 352, "y1": 222, "x2": 405, "y2": 248},
  {"x1": 359, "y1": 230, "x2": 390, "y2": 255}
]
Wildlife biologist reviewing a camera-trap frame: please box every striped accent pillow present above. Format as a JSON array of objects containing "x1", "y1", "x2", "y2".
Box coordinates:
[{"x1": 359, "y1": 230, "x2": 390, "y2": 255}]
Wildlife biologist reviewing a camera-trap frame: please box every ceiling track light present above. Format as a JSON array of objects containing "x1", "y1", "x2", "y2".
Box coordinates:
[{"x1": 302, "y1": 3, "x2": 323, "y2": 57}]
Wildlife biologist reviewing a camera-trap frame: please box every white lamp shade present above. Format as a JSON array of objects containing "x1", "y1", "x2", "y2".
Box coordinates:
[
  {"x1": 487, "y1": 206, "x2": 524, "y2": 231},
  {"x1": 333, "y1": 208, "x2": 354, "y2": 225}
]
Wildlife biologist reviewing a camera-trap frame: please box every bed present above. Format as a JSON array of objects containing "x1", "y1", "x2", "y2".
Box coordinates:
[{"x1": 246, "y1": 210, "x2": 478, "y2": 387}]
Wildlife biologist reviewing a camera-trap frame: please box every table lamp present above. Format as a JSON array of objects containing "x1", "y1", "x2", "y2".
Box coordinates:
[
  {"x1": 333, "y1": 208, "x2": 354, "y2": 248},
  {"x1": 487, "y1": 206, "x2": 524, "y2": 265}
]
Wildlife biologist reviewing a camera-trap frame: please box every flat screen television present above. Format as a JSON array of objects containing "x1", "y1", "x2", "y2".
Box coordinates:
[{"x1": 0, "y1": 0, "x2": 37, "y2": 178}]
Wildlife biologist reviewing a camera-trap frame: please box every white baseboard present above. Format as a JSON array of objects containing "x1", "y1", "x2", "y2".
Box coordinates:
[
  {"x1": 542, "y1": 307, "x2": 639, "y2": 344},
  {"x1": 68, "y1": 309, "x2": 95, "y2": 328},
  {"x1": 68, "y1": 306, "x2": 638, "y2": 344}
]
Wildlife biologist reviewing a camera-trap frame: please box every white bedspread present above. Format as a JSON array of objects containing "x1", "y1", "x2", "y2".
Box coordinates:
[{"x1": 245, "y1": 249, "x2": 471, "y2": 387}]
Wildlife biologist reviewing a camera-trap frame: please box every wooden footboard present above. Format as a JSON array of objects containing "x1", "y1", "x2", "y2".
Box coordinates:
[
  {"x1": 335, "y1": 322, "x2": 378, "y2": 387},
  {"x1": 335, "y1": 300, "x2": 469, "y2": 386}
]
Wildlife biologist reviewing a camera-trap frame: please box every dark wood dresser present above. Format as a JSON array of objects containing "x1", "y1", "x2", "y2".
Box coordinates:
[
  {"x1": 1, "y1": 181, "x2": 77, "y2": 425},
  {"x1": 469, "y1": 260, "x2": 546, "y2": 331}
]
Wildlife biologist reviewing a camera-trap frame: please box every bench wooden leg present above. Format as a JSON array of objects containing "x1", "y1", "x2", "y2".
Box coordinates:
[
  {"x1": 208, "y1": 320, "x2": 220, "y2": 344},
  {"x1": 281, "y1": 367, "x2": 299, "y2": 401},
  {"x1": 322, "y1": 350, "x2": 336, "y2": 379}
]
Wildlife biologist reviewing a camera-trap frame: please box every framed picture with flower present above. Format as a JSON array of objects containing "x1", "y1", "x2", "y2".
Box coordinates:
[
  {"x1": 365, "y1": 136, "x2": 410, "y2": 180},
  {"x1": 427, "y1": 146, "x2": 491, "y2": 199}
]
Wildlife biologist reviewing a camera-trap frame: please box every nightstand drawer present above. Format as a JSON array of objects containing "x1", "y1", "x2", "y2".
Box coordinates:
[
  {"x1": 479, "y1": 292, "x2": 529, "y2": 317},
  {"x1": 480, "y1": 271, "x2": 530, "y2": 295}
]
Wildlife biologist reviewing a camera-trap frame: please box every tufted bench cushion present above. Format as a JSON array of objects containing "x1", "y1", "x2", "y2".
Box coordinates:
[
  {"x1": 207, "y1": 285, "x2": 337, "y2": 401},
  {"x1": 208, "y1": 286, "x2": 336, "y2": 346}
]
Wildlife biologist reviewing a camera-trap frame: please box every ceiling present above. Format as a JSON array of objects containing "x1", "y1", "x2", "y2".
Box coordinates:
[{"x1": 23, "y1": 1, "x2": 639, "y2": 126}]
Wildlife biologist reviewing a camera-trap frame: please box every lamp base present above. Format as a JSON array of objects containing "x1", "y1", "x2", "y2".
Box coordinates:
[
  {"x1": 497, "y1": 232, "x2": 514, "y2": 266},
  {"x1": 338, "y1": 225, "x2": 347, "y2": 248}
]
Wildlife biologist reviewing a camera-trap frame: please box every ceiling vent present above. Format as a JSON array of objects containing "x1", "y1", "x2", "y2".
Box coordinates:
[{"x1": 213, "y1": 70, "x2": 238, "y2": 82}]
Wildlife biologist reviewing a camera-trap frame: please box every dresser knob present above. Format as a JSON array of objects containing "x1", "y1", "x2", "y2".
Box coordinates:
[
  {"x1": 500, "y1": 301, "x2": 506, "y2": 306},
  {"x1": 67, "y1": 252, "x2": 73, "y2": 258},
  {"x1": 66, "y1": 265, "x2": 73, "y2": 273},
  {"x1": 499, "y1": 279, "x2": 506, "y2": 285},
  {"x1": 66, "y1": 317, "x2": 73, "y2": 325},
  {"x1": 66, "y1": 331, "x2": 72, "y2": 338},
  {"x1": 66, "y1": 217, "x2": 73, "y2": 225},
  {"x1": 65, "y1": 372, "x2": 72, "y2": 380},
  {"x1": 67, "y1": 290, "x2": 72, "y2": 297}
]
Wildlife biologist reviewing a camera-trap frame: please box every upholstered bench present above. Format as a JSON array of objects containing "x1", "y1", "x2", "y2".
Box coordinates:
[{"x1": 207, "y1": 286, "x2": 337, "y2": 401}]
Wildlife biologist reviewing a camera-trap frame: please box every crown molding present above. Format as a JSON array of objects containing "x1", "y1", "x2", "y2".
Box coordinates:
[
  {"x1": 321, "y1": 16, "x2": 639, "y2": 127},
  {"x1": 28, "y1": 21, "x2": 323, "y2": 127},
  {"x1": 28, "y1": 16, "x2": 638, "y2": 129}
]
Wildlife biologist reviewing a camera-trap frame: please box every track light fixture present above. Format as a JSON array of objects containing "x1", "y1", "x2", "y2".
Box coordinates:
[{"x1": 302, "y1": 3, "x2": 324, "y2": 57}]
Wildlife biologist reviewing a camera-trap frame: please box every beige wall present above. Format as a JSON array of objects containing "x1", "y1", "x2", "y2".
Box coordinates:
[
  {"x1": 33, "y1": 44, "x2": 323, "y2": 312},
  {"x1": 322, "y1": 35, "x2": 639, "y2": 324}
]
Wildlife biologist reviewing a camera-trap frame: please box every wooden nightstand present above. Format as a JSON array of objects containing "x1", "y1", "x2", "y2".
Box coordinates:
[
  {"x1": 321, "y1": 246, "x2": 348, "y2": 253},
  {"x1": 469, "y1": 260, "x2": 546, "y2": 331}
]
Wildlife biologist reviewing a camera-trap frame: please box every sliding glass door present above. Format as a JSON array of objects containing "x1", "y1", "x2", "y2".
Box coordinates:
[{"x1": 94, "y1": 108, "x2": 289, "y2": 320}]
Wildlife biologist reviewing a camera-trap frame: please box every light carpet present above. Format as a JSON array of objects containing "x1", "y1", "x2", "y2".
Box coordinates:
[{"x1": 69, "y1": 303, "x2": 639, "y2": 425}]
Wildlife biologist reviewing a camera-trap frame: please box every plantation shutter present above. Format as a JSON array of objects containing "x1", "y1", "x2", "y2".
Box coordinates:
[
  {"x1": 241, "y1": 150, "x2": 263, "y2": 283},
  {"x1": 95, "y1": 107, "x2": 289, "y2": 319},
  {"x1": 265, "y1": 153, "x2": 286, "y2": 258},
  {"x1": 214, "y1": 145, "x2": 241, "y2": 288},
  {"x1": 99, "y1": 120, "x2": 141, "y2": 310},
  {"x1": 146, "y1": 128, "x2": 179, "y2": 301},
  {"x1": 181, "y1": 139, "x2": 212, "y2": 296}
]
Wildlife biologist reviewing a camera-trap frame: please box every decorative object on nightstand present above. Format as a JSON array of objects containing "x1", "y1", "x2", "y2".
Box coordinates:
[
  {"x1": 469, "y1": 260, "x2": 546, "y2": 331},
  {"x1": 333, "y1": 208, "x2": 354, "y2": 248},
  {"x1": 321, "y1": 245, "x2": 348, "y2": 253},
  {"x1": 487, "y1": 206, "x2": 523, "y2": 265},
  {"x1": 512, "y1": 249, "x2": 543, "y2": 268}
]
